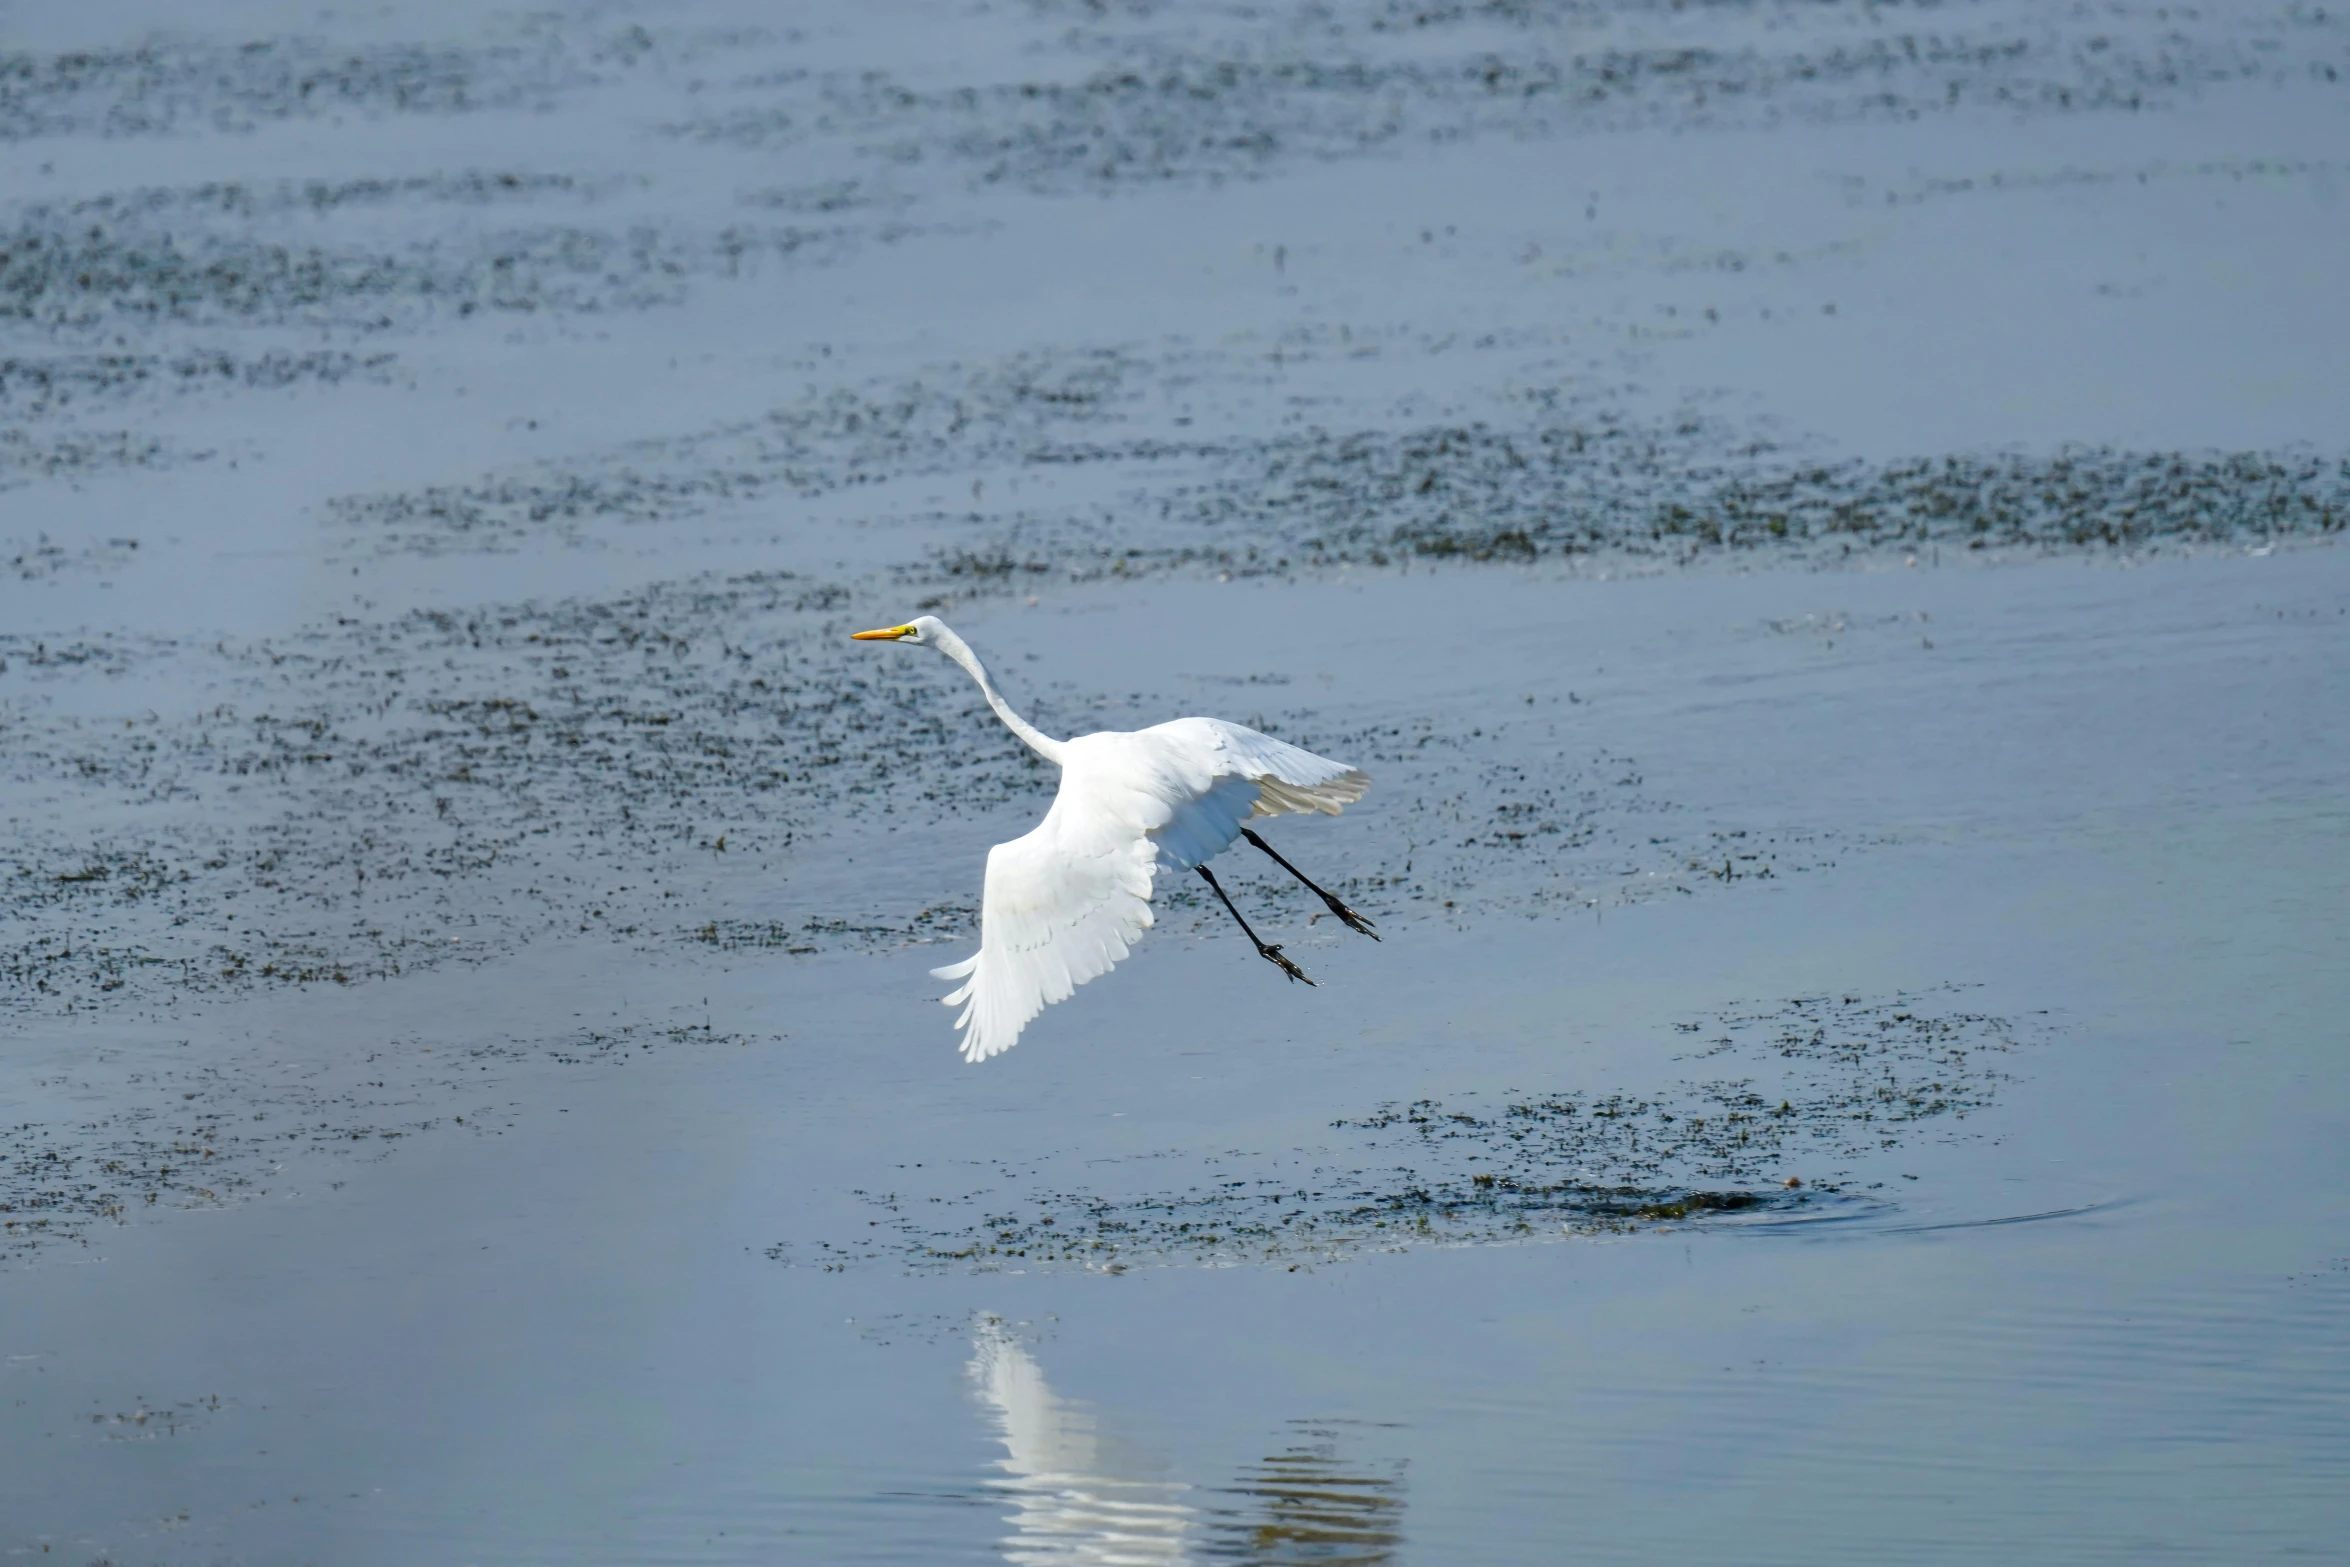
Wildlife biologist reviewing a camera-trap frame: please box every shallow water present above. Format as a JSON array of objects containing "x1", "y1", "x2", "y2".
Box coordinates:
[{"x1": 3, "y1": 0, "x2": 2347, "y2": 1561}]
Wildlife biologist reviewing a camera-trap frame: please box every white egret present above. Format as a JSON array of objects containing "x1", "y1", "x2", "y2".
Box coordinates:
[{"x1": 853, "y1": 616, "x2": 1377, "y2": 1062}]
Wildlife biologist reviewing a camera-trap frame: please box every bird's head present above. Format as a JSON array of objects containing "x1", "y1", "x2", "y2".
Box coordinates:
[{"x1": 851, "y1": 614, "x2": 946, "y2": 647}]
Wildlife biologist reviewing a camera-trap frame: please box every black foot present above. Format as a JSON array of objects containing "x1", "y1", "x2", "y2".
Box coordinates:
[
  {"x1": 1312, "y1": 892, "x2": 1379, "y2": 941},
  {"x1": 1240, "y1": 828, "x2": 1380, "y2": 941},
  {"x1": 1256, "y1": 942, "x2": 1315, "y2": 986},
  {"x1": 1199, "y1": 863, "x2": 1319, "y2": 986}
]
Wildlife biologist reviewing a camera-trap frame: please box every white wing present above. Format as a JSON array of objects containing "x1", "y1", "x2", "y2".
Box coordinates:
[
  {"x1": 1144, "y1": 717, "x2": 1370, "y2": 870},
  {"x1": 932, "y1": 718, "x2": 1370, "y2": 1062},
  {"x1": 932, "y1": 784, "x2": 1159, "y2": 1065}
]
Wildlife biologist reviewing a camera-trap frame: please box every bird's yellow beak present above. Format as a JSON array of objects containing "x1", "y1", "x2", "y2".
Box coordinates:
[{"x1": 852, "y1": 625, "x2": 916, "y2": 641}]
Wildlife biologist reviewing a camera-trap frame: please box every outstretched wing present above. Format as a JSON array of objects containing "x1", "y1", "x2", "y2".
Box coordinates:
[
  {"x1": 934, "y1": 721, "x2": 1371, "y2": 1062},
  {"x1": 1145, "y1": 717, "x2": 1370, "y2": 871},
  {"x1": 931, "y1": 778, "x2": 1160, "y2": 1064}
]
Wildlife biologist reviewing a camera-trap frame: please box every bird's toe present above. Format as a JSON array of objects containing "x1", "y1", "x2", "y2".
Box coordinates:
[{"x1": 1261, "y1": 944, "x2": 1315, "y2": 986}]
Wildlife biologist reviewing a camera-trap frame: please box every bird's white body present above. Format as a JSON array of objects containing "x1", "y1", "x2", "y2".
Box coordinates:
[
  {"x1": 853, "y1": 617, "x2": 1369, "y2": 1061},
  {"x1": 933, "y1": 716, "x2": 1367, "y2": 1061}
]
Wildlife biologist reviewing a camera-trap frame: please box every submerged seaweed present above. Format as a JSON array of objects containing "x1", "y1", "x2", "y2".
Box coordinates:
[
  {"x1": 0, "y1": 1015, "x2": 765, "y2": 1262},
  {"x1": 0, "y1": 207, "x2": 870, "y2": 333},
  {"x1": 796, "y1": 992, "x2": 2025, "y2": 1274},
  {"x1": 670, "y1": 3, "x2": 2329, "y2": 193},
  {"x1": 0, "y1": 24, "x2": 702, "y2": 141},
  {"x1": 1188, "y1": 425, "x2": 2350, "y2": 567},
  {"x1": 0, "y1": 348, "x2": 399, "y2": 419},
  {"x1": 305, "y1": 340, "x2": 2350, "y2": 567},
  {"x1": 0, "y1": 564, "x2": 1817, "y2": 1016}
]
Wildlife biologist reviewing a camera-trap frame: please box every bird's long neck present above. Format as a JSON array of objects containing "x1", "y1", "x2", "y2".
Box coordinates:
[{"x1": 932, "y1": 626, "x2": 1066, "y2": 766}]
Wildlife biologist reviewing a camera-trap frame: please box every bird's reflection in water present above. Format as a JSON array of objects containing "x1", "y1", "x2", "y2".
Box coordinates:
[
  {"x1": 967, "y1": 1326, "x2": 1406, "y2": 1566},
  {"x1": 1201, "y1": 1426, "x2": 1406, "y2": 1565},
  {"x1": 969, "y1": 1324, "x2": 1196, "y2": 1565}
]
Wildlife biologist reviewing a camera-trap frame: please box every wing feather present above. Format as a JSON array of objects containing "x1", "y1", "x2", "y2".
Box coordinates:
[
  {"x1": 933, "y1": 790, "x2": 1159, "y2": 1063},
  {"x1": 1145, "y1": 717, "x2": 1370, "y2": 864},
  {"x1": 934, "y1": 718, "x2": 1371, "y2": 1061}
]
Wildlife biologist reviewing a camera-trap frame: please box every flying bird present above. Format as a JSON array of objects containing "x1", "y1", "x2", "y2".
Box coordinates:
[{"x1": 853, "y1": 616, "x2": 1378, "y2": 1062}]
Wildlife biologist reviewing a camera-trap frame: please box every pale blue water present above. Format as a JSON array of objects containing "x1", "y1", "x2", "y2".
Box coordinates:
[{"x1": 2, "y1": 1, "x2": 2346, "y2": 1561}]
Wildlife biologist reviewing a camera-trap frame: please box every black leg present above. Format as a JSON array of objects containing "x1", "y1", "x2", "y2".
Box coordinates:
[
  {"x1": 1196, "y1": 865, "x2": 1314, "y2": 985},
  {"x1": 1240, "y1": 828, "x2": 1379, "y2": 940}
]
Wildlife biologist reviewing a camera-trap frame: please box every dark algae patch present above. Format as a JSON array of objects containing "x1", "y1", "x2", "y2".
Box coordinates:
[
  {"x1": 0, "y1": 426, "x2": 196, "y2": 490},
  {"x1": 0, "y1": 1017, "x2": 771, "y2": 1263},
  {"x1": 0, "y1": 571, "x2": 1820, "y2": 1017},
  {"x1": 2, "y1": 533, "x2": 142, "y2": 582},
  {"x1": 323, "y1": 349, "x2": 1143, "y2": 556},
  {"x1": 304, "y1": 338, "x2": 2350, "y2": 568},
  {"x1": 0, "y1": 24, "x2": 699, "y2": 142},
  {"x1": 791, "y1": 992, "x2": 2028, "y2": 1275},
  {"x1": 0, "y1": 348, "x2": 398, "y2": 420},
  {"x1": 0, "y1": 205, "x2": 871, "y2": 334},
  {"x1": 670, "y1": 1, "x2": 2345, "y2": 193},
  {"x1": 1189, "y1": 428, "x2": 2350, "y2": 569},
  {"x1": 0, "y1": 169, "x2": 925, "y2": 348}
]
